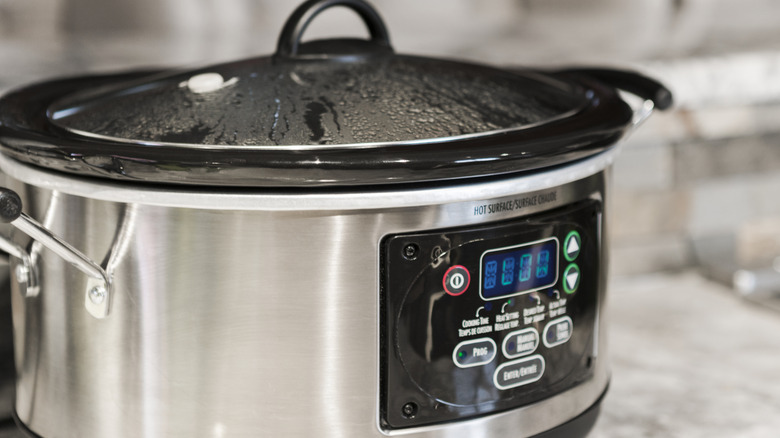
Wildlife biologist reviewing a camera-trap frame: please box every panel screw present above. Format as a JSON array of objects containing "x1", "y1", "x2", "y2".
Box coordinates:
[
  {"x1": 89, "y1": 286, "x2": 107, "y2": 305},
  {"x1": 431, "y1": 246, "x2": 443, "y2": 260},
  {"x1": 401, "y1": 402, "x2": 418, "y2": 419},
  {"x1": 402, "y1": 244, "x2": 419, "y2": 261}
]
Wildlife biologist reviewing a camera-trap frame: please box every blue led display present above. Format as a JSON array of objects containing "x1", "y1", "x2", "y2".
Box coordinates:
[{"x1": 481, "y1": 239, "x2": 558, "y2": 299}]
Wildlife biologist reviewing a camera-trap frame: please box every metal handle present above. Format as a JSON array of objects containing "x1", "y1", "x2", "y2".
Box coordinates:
[
  {"x1": 0, "y1": 234, "x2": 38, "y2": 297},
  {"x1": 0, "y1": 189, "x2": 37, "y2": 294},
  {"x1": 0, "y1": 187, "x2": 112, "y2": 319},
  {"x1": 275, "y1": 0, "x2": 392, "y2": 58}
]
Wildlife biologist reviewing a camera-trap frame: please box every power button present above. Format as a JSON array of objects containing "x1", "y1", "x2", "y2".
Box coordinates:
[{"x1": 443, "y1": 265, "x2": 470, "y2": 296}]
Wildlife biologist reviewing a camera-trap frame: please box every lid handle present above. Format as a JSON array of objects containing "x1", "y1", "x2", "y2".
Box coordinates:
[{"x1": 276, "y1": 0, "x2": 392, "y2": 57}]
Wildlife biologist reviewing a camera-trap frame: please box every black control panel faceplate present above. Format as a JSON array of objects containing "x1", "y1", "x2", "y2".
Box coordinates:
[{"x1": 381, "y1": 200, "x2": 602, "y2": 429}]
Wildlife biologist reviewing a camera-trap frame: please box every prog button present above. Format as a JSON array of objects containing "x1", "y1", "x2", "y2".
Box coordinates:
[
  {"x1": 453, "y1": 338, "x2": 497, "y2": 368},
  {"x1": 493, "y1": 355, "x2": 545, "y2": 390}
]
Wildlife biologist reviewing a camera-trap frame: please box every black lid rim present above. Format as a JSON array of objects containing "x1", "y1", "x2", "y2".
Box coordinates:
[
  {"x1": 48, "y1": 109, "x2": 586, "y2": 152},
  {"x1": 0, "y1": 69, "x2": 634, "y2": 188}
]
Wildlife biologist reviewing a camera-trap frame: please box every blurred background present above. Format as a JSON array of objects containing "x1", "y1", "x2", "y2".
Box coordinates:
[
  {"x1": 2, "y1": 0, "x2": 779, "y2": 277},
  {"x1": 1, "y1": 0, "x2": 780, "y2": 437}
]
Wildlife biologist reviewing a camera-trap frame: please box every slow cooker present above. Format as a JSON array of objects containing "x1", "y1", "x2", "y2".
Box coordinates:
[{"x1": 0, "y1": 0, "x2": 671, "y2": 437}]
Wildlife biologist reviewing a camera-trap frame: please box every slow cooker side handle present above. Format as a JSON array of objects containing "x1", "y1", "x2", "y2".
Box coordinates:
[
  {"x1": 0, "y1": 187, "x2": 112, "y2": 319},
  {"x1": 559, "y1": 68, "x2": 674, "y2": 111}
]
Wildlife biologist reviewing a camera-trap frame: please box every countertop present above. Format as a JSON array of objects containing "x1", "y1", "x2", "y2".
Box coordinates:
[
  {"x1": 1, "y1": 271, "x2": 778, "y2": 437},
  {"x1": 591, "y1": 272, "x2": 780, "y2": 438}
]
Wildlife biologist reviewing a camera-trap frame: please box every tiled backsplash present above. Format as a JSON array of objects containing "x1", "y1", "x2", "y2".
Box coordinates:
[
  {"x1": 1, "y1": 0, "x2": 779, "y2": 276},
  {"x1": 612, "y1": 119, "x2": 780, "y2": 275},
  {"x1": 613, "y1": 53, "x2": 780, "y2": 274}
]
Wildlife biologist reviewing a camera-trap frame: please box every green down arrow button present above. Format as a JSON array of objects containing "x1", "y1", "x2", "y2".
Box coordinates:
[{"x1": 563, "y1": 263, "x2": 581, "y2": 294}]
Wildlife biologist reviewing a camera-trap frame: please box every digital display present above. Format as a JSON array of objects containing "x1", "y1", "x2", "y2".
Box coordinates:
[{"x1": 480, "y1": 239, "x2": 558, "y2": 299}]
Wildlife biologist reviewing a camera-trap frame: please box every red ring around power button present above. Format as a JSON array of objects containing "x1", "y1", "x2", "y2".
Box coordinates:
[{"x1": 443, "y1": 265, "x2": 471, "y2": 296}]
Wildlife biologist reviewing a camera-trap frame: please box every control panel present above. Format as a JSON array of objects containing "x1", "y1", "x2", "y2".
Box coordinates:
[{"x1": 381, "y1": 200, "x2": 602, "y2": 429}]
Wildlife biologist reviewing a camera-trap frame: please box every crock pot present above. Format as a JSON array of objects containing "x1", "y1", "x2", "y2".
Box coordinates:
[{"x1": 0, "y1": 0, "x2": 671, "y2": 437}]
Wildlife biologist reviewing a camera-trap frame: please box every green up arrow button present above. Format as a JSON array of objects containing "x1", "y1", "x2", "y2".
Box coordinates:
[{"x1": 564, "y1": 230, "x2": 581, "y2": 262}]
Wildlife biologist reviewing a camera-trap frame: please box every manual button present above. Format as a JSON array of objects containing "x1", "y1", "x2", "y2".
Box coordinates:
[
  {"x1": 452, "y1": 338, "x2": 497, "y2": 368},
  {"x1": 502, "y1": 327, "x2": 540, "y2": 359},
  {"x1": 493, "y1": 355, "x2": 545, "y2": 390}
]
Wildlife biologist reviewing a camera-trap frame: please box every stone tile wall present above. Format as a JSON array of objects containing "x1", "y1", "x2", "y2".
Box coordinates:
[{"x1": 612, "y1": 102, "x2": 780, "y2": 275}]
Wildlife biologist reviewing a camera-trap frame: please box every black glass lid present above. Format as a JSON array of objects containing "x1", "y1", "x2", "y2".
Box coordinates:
[
  {"x1": 0, "y1": 0, "x2": 668, "y2": 188},
  {"x1": 48, "y1": 57, "x2": 587, "y2": 147}
]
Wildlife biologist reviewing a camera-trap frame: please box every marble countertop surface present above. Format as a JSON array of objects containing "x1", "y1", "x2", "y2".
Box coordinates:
[{"x1": 591, "y1": 272, "x2": 780, "y2": 438}]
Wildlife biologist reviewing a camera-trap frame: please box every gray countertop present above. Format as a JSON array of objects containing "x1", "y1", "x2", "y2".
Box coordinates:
[{"x1": 592, "y1": 272, "x2": 780, "y2": 438}]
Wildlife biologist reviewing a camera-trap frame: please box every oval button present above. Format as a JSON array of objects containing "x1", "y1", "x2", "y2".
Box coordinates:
[
  {"x1": 543, "y1": 316, "x2": 573, "y2": 348},
  {"x1": 502, "y1": 327, "x2": 540, "y2": 359},
  {"x1": 493, "y1": 355, "x2": 545, "y2": 390},
  {"x1": 452, "y1": 338, "x2": 497, "y2": 368}
]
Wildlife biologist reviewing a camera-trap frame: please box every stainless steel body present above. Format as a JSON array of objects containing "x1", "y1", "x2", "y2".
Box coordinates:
[
  {"x1": 0, "y1": 254, "x2": 13, "y2": 420},
  {"x1": 1, "y1": 149, "x2": 613, "y2": 438}
]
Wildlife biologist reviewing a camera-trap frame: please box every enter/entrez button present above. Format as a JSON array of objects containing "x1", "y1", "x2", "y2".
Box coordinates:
[{"x1": 493, "y1": 355, "x2": 546, "y2": 390}]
